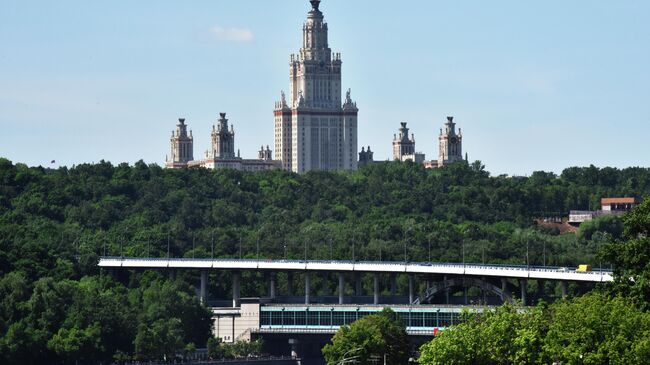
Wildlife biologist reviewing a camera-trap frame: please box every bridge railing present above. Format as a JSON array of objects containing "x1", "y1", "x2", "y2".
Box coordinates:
[{"x1": 99, "y1": 256, "x2": 610, "y2": 272}]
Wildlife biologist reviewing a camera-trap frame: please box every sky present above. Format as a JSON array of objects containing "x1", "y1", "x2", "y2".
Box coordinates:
[{"x1": 0, "y1": 0, "x2": 648, "y2": 176}]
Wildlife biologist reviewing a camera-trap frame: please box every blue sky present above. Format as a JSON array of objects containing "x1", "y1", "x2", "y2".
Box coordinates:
[{"x1": 1, "y1": 0, "x2": 648, "y2": 175}]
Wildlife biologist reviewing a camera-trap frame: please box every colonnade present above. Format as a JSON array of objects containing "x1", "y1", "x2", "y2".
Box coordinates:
[{"x1": 167, "y1": 269, "x2": 570, "y2": 307}]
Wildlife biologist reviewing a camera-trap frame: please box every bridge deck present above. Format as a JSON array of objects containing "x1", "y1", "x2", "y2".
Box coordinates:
[{"x1": 98, "y1": 257, "x2": 612, "y2": 282}]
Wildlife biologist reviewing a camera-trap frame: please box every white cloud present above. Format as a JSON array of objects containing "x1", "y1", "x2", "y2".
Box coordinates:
[{"x1": 209, "y1": 26, "x2": 254, "y2": 43}]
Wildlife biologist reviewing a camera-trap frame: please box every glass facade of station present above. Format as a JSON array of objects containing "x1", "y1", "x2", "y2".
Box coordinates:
[{"x1": 260, "y1": 306, "x2": 469, "y2": 331}]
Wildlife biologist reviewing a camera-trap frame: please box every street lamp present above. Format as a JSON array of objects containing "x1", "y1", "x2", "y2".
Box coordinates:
[{"x1": 283, "y1": 242, "x2": 287, "y2": 260}]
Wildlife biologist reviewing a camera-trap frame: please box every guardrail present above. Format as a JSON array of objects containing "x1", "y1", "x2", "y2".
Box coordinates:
[{"x1": 99, "y1": 257, "x2": 613, "y2": 282}]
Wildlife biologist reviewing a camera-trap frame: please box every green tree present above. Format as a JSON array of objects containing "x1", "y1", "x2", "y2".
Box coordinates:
[
  {"x1": 322, "y1": 308, "x2": 409, "y2": 365},
  {"x1": 418, "y1": 304, "x2": 550, "y2": 365},
  {"x1": 207, "y1": 336, "x2": 226, "y2": 359},
  {"x1": 602, "y1": 197, "x2": 650, "y2": 307},
  {"x1": 543, "y1": 293, "x2": 650, "y2": 364}
]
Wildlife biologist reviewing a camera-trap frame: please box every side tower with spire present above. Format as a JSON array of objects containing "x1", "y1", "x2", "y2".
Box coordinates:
[
  {"x1": 211, "y1": 113, "x2": 236, "y2": 159},
  {"x1": 274, "y1": 0, "x2": 358, "y2": 173},
  {"x1": 438, "y1": 116, "x2": 463, "y2": 166},
  {"x1": 166, "y1": 118, "x2": 194, "y2": 168},
  {"x1": 392, "y1": 122, "x2": 416, "y2": 161}
]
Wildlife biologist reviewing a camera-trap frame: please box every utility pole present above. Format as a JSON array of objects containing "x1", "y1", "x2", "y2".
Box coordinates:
[
  {"x1": 211, "y1": 231, "x2": 214, "y2": 260},
  {"x1": 526, "y1": 236, "x2": 530, "y2": 269},
  {"x1": 330, "y1": 237, "x2": 333, "y2": 261},
  {"x1": 462, "y1": 239, "x2": 465, "y2": 268}
]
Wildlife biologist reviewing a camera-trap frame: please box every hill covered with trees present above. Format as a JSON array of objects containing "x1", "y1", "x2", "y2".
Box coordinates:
[{"x1": 1, "y1": 157, "x2": 648, "y2": 363}]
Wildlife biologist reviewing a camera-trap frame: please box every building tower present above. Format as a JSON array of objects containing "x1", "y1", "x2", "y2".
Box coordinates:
[
  {"x1": 258, "y1": 145, "x2": 273, "y2": 161},
  {"x1": 211, "y1": 113, "x2": 235, "y2": 159},
  {"x1": 274, "y1": 0, "x2": 358, "y2": 173},
  {"x1": 438, "y1": 116, "x2": 463, "y2": 166},
  {"x1": 358, "y1": 146, "x2": 374, "y2": 167},
  {"x1": 166, "y1": 118, "x2": 193, "y2": 168},
  {"x1": 392, "y1": 122, "x2": 416, "y2": 161}
]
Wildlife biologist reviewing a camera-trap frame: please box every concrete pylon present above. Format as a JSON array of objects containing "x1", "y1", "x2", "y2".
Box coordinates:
[
  {"x1": 287, "y1": 272, "x2": 294, "y2": 296},
  {"x1": 444, "y1": 275, "x2": 450, "y2": 304},
  {"x1": 269, "y1": 272, "x2": 277, "y2": 300},
  {"x1": 560, "y1": 281, "x2": 568, "y2": 299},
  {"x1": 355, "y1": 272, "x2": 362, "y2": 297},
  {"x1": 232, "y1": 271, "x2": 241, "y2": 308},
  {"x1": 390, "y1": 274, "x2": 397, "y2": 297},
  {"x1": 373, "y1": 273, "x2": 380, "y2": 305},
  {"x1": 408, "y1": 275, "x2": 414, "y2": 304},
  {"x1": 200, "y1": 270, "x2": 208, "y2": 305},
  {"x1": 500, "y1": 278, "x2": 508, "y2": 301},
  {"x1": 520, "y1": 279, "x2": 528, "y2": 306},
  {"x1": 338, "y1": 273, "x2": 345, "y2": 304}
]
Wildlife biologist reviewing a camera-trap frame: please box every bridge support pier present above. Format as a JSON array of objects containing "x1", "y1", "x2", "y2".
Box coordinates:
[
  {"x1": 305, "y1": 273, "x2": 311, "y2": 305},
  {"x1": 338, "y1": 273, "x2": 345, "y2": 304},
  {"x1": 268, "y1": 272, "x2": 276, "y2": 300},
  {"x1": 560, "y1": 281, "x2": 567, "y2": 299},
  {"x1": 373, "y1": 273, "x2": 380, "y2": 305},
  {"x1": 444, "y1": 275, "x2": 450, "y2": 304},
  {"x1": 520, "y1": 279, "x2": 528, "y2": 306},
  {"x1": 408, "y1": 275, "x2": 414, "y2": 304},
  {"x1": 464, "y1": 286, "x2": 468, "y2": 305},
  {"x1": 355, "y1": 273, "x2": 362, "y2": 297},
  {"x1": 537, "y1": 280, "x2": 545, "y2": 302},
  {"x1": 287, "y1": 272, "x2": 294, "y2": 296},
  {"x1": 168, "y1": 270, "x2": 176, "y2": 281},
  {"x1": 390, "y1": 274, "x2": 397, "y2": 297},
  {"x1": 501, "y1": 278, "x2": 508, "y2": 301},
  {"x1": 200, "y1": 270, "x2": 207, "y2": 305},
  {"x1": 232, "y1": 271, "x2": 241, "y2": 308}
]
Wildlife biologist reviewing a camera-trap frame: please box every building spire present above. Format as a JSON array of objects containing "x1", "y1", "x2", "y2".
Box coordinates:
[{"x1": 310, "y1": 0, "x2": 321, "y2": 11}]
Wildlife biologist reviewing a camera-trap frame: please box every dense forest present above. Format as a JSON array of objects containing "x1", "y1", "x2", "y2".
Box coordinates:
[{"x1": 1, "y1": 157, "x2": 649, "y2": 363}]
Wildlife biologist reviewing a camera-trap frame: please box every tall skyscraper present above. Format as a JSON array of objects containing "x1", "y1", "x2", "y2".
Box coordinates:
[
  {"x1": 274, "y1": 0, "x2": 358, "y2": 173},
  {"x1": 166, "y1": 118, "x2": 194, "y2": 168}
]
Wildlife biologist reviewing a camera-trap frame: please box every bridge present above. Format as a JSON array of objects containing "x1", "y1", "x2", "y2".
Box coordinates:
[{"x1": 98, "y1": 257, "x2": 612, "y2": 307}]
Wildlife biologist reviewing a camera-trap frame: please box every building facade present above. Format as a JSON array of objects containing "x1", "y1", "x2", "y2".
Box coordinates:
[{"x1": 274, "y1": 0, "x2": 358, "y2": 173}]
